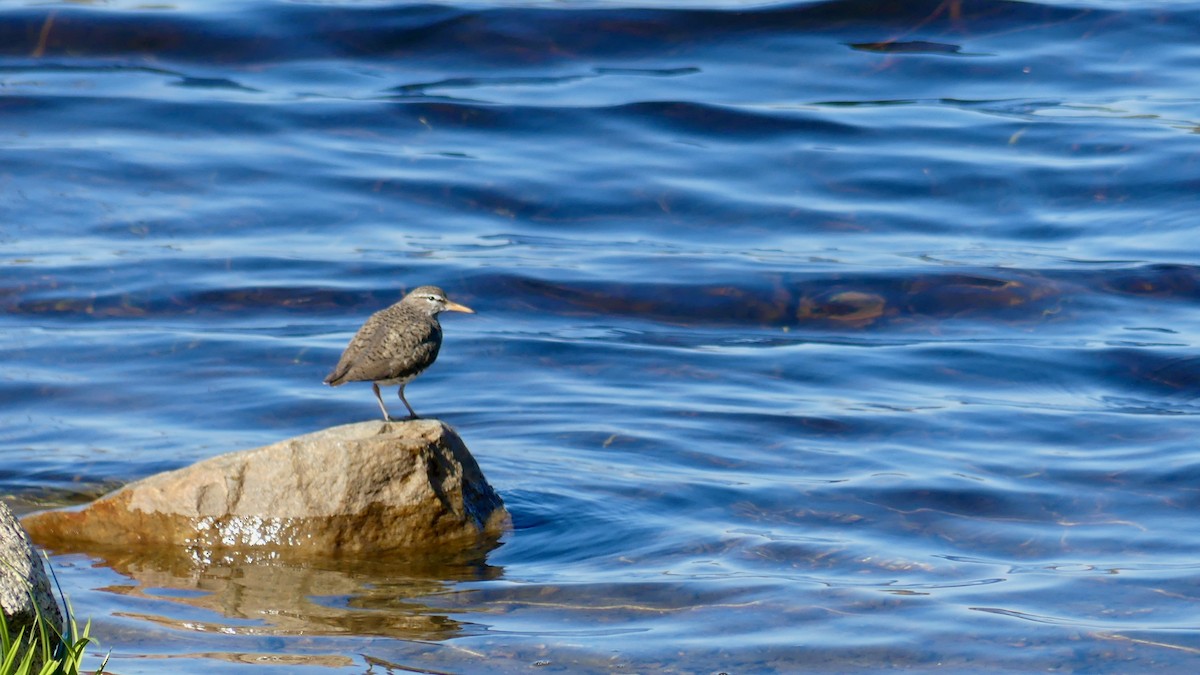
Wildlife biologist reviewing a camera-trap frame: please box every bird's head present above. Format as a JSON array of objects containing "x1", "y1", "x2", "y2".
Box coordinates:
[{"x1": 405, "y1": 286, "x2": 475, "y2": 316}]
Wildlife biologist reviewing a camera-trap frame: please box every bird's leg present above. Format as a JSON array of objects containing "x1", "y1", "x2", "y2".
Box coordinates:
[
  {"x1": 372, "y1": 382, "x2": 393, "y2": 421},
  {"x1": 398, "y1": 384, "x2": 419, "y2": 419}
]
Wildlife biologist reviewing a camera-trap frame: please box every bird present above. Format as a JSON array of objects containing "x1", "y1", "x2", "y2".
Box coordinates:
[{"x1": 324, "y1": 286, "x2": 474, "y2": 421}]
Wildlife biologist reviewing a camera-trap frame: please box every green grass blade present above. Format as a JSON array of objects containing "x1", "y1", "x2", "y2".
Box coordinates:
[
  {"x1": 15, "y1": 645, "x2": 35, "y2": 675},
  {"x1": 0, "y1": 629, "x2": 23, "y2": 675},
  {"x1": 0, "y1": 606, "x2": 11, "y2": 656},
  {"x1": 38, "y1": 656, "x2": 63, "y2": 675},
  {"x1": 34, "y1": 606, "x2": 52, "y2": 671}
]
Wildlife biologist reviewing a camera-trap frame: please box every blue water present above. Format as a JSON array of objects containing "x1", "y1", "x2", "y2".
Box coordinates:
[{"x1": 5, "y1": 0, "x2": 1200, "y2": 671}]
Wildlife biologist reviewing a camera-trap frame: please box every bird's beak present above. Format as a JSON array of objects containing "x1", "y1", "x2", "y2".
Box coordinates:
[{"x1": 444, "y1": 300, "x2": 475, "y2": 314}]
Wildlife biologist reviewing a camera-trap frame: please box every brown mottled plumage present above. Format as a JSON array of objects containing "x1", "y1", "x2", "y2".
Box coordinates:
[{"x1": 324, "y1": 286, "x2": 474, "y2": 420}]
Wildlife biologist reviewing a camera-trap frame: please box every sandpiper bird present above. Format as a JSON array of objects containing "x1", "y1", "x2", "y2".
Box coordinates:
[{"x1": 324, "y1": 286, "x2": 474, "y2": 420}]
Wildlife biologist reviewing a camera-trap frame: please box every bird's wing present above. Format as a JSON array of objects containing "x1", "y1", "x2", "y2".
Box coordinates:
[
  {"x1": 324, "y1": 310, "x2": 395, "y2": 385},
  {"x1": 392, "y1": 324, "x2": 441, "y2": 376}
]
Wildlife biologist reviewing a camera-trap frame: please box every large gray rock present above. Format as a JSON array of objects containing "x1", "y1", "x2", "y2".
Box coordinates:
[
  {"x1": 0, "y1": 500, "x2": 63, "y2": 668},
  {"x1": 23, "y1": 420, "x2": 507, "y2": 557}
]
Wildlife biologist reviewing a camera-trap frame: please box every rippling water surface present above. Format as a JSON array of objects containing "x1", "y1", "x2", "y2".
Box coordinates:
[{"x1": 4, "y1": 0, "x2": 1200, "y2": 671}]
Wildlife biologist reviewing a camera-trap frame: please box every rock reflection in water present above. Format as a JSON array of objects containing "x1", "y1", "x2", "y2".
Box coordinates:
[{"x1": 67, "y1": 544, "x2": 502, "y2": 641}]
